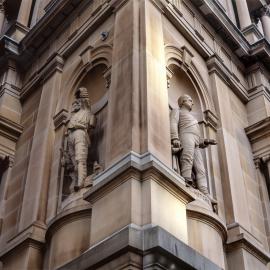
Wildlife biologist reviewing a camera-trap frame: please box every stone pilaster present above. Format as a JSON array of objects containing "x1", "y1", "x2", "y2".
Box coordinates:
[
  {"x1": 17, "y1": 0, "x2": 33, "y2": 27},
  {"x1": 234, "y1": 0, "x2": 252, "y2": 30},
  {"x1": 259, "y1": 5, "x2": 270, "y2": 41}
]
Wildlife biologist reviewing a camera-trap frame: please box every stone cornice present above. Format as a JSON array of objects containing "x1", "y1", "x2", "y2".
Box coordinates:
[
  {"x1": 0, "y1": 115, "x2": 23, "y2": 142},
  {"x1": 21, "y1": 0, "x2": 85, "y2": 50},
  {"x1": 84, "y1": 152, "x2": 195, "y2": 205},
  {"x1": 163, "y1": 0, "x2": 270, "y2": 71},
  {"x1": 58, "y1": 225, "x2": 222, "y2": 270},
  {"x1": 20, "y1": 53, "x2": 64, "y2": 101},
  {"x1": 245, "y1": 116, "x2": 270, "y2": 144},
  {"x1": 187, "y1": 204, "x2": 227, "y2": 242},
  {"x1": 206, "y1": 55, "x2": 249, "y2": 102},
  {"x1": 226, "y1": 222, "x2": 270, "y2": 264},
  {"x1": 46, "y1": 205, "x2": 92, "y2": 241},
  {"x1": 226, "y1": 232, "x2": 270, "y2": 264},
  {"x1": 0, "y1": 222, "x2": 46, "y2": 259},
  {"x1": 257, "y1": 5, "x2": 270, "y2": 18}
]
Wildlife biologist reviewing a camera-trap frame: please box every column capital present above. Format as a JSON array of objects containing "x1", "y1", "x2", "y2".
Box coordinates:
[
  {"x1": 257, "y1": 5, "x2": 270, "y2": 18},
  {"x1": 0, "y1": 0, "x2": 5, "y2": 13},
  {"x1": 254, "y1": 158, "x2": 261, "y2": 169},
  {"x1": 262, "y1": 154, "x2": 270, "y2": 164}
]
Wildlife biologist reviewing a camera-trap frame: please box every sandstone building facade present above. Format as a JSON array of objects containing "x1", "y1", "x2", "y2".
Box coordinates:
[{"x1": 0, "y1": 0, "x2": 270, "y2": 269}]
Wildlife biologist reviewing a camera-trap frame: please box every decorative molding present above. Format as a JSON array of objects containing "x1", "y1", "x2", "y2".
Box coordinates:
[
  {"x1": 20, "y1": 53, "x2": 64, "y2": 100},
  {"x1": 226, "y1": 222, "x2": 270, "y2": 264},
  {"x1": 53, "y1": 109, "x2": 68, "y2": 130},
  {"x1": 84, "y1": 152, "x2": 195, "y2": 204},
  {"x1": 256, "y1": 5, "x2": 270, "y2": 18},
  {"x1": 57, "y1": 225, "x2": 223, "y2": 270},
  {"x1": 245, "y1": 116, "x2": 270, "y2": 144},
  {"x1": 0, "y1": 222, "x2": 46, "y2": 259},
  {"x1": 206, "y1": 55, "x2": 249, "y2": 102},
  {"x1": 242, "y1": 24, "x2": 264, "y2": 41},
  {"x1": 187, "y1": 204, "x2": 227, "y2": 242},
  {"x1": 0, "y1": 115, "x2": 23, "y2": 142},
  {"x1": 203, "y1": 109, "x2": 219, "y2": 130},
  {"x1": 46, "y1": 205, "x2": 92, "y2": 241}
]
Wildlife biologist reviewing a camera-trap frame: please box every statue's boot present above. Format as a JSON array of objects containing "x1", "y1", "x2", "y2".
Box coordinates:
[
  {"x1": 184, "y1": 177, "x2": 193, "y2": 187},
  {"x1": 75, "y1": 161, "x2": 87, "y2": 190},
  {"x1": 199, "y1": 185, "x2": 218, "y2": 211}
]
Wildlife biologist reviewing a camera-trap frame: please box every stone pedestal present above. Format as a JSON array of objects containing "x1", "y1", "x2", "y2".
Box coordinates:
[
  {"x1": 44, "y1": 201, "x2": 91, "y2": 270},
  {"x1": 84, "y1": 152, "x2": 193, "y2": 247},
  {"x1": 186, "y1": 192, "x2": 227, "y2": 269}
]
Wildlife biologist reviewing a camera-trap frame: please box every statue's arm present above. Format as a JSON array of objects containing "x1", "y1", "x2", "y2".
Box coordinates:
[
  {"x1": 170, "y1": 109, "x2": 181, "y2": 147},
  {"x1": 199, "y1": 138, "x2": 217, "y2": 148}
]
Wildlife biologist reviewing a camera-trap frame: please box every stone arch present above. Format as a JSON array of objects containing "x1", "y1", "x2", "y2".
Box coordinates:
[
  {"x1": 165, "y1": 44, "x2": 215, "y2": 114},
  {"x1": 59, "y1": 43, "x2": 112, "y2": 111}
]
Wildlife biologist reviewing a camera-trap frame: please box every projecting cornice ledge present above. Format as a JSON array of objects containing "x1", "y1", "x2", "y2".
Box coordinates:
[
  {"x1": 58, "y1": 225, "x2": 222, "y2": 270},
  {"x1": 0, "y1": 115, "x2": 23, "y2": 142},
  {"x1": 84, "y1": 151, "x2": 195, "y2": 205},
  {"x1": 245, "y1": 116, "x2": 270, "y2": 144},
  {"x1": 163, "y1": 0, "x2": 270, "y2": 71}
]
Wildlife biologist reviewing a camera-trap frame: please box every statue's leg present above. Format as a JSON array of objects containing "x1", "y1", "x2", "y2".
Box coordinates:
[
  {"x1": 67, "y1": 134, "x2": 77, "y2": 192},
  {"x1": 180, "y1": 133, "x2": 195, "y2": 184},
  {"x1": 193, "y1": 147, "x2": 208, "y2": 195},
  {"x1": 74, "y1": 130, "x2": 88, "y2": 188}
]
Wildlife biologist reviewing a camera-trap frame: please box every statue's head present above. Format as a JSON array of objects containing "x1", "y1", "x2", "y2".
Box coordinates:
[
  {"x1": 75, "y1": 87, "x2": 91, "y2": 110},
  {"x1": 75, "y1": 87, "x2": 89, "y2": 99},
  {"x1": 178, "y1": 94, "x2": 193, "y2": 111},
  {"x1": 71, "y1": 100, "x2": 80, "y2": 112}
]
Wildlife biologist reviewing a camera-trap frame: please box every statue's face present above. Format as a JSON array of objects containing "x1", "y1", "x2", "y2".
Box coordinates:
[
  {"x1": 181, "y1": 96, "x2": 193, "y2": 111},
  {"x1": 71, "y1": 100, "x2": 80, "y2": 112}
]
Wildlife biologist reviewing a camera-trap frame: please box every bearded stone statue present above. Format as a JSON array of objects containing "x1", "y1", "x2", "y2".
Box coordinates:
[{"x1": 63, "y1": 87, "x2": 96, "y2": 191}]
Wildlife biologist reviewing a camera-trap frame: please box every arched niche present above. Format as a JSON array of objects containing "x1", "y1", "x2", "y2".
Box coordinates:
[
  {"x1": 168, "y1": 65, "x2": 203, "y2": 122},
  {"x1": 78, "y1": 64, "x2": 108, "y2": 176},
  {"x1": 61, "y1": 63, "x2": 109, "y2": 200},
  {"x1": 165, "y1": 44, "x2": 218, "y2": 198}
]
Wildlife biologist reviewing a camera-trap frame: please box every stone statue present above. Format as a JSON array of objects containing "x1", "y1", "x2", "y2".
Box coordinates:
[
  {"x1": 63, "y1": 87, "x2": 96, "y2": 191},
  {"x1": 170, "y1": 94, "x2": 217, "y2": 198}
]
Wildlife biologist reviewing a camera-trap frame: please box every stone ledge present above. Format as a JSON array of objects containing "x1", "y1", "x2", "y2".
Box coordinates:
[
  {"x1": 57, "y1": 225, "x2": 222, "y2": 270},
  {"x1": 226, "y1": 222, "x2": 270, "y2": 265},
  {"x1": 0, "y1": 115, "x2": 23, "y2": 142},
  {"x1": 46, "y1": 205, "x2": 92, "y2": 241},
  {"x1": 0, "y1": 222, "x2": 46, "y2": 259},
  {"x1": 245, "y1": 116, "x2": 270, "y2": 144},
  {"x1": 187, "y1": 203, "x2": 227, "y2": 242},
  {"x1": 84, "y1": 151, "x2": 195, "y2": 205}
]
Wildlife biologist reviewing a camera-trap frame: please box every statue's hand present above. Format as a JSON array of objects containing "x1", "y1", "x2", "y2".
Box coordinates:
[
  {"x1": 203, "y1": 139, "x2": 217, "y2": 146},
  {"x1": 172, "y1": 139, "x2": 181, "y2": 148},
  {"x1": 206, "y1": 139, "x2": 217, "y2": 145}
]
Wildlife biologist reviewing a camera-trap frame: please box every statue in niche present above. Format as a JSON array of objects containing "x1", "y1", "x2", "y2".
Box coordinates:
[
  {"x1": 170, "y1": 94, "x2": 217, "y2": 201},
  {"x1": 61, "y1": 87, "x2": 99, "y2": 192}
]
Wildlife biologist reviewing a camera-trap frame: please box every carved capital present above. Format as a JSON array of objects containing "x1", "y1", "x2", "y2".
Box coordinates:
[
  {"x1": 0, "y1": 0, "x2": 5, "y2": 13},
  {"x1": 262, "y1": 154, "x2": 270, "y2": 164},
  {"x1": 254, "y1": 5, "x2": 270, "y2": 19},
  {"x1": 254, "y1": 158, "x2": 261, "y2": 169}
]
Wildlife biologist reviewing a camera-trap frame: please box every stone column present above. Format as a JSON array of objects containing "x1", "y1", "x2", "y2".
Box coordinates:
[
  {"x1": 259, "y1": 5, "x2": 270, "y2": 41},
  {"x1": 235, "y1": 0, "x2": 252, "y2": 29},
  {"x1": 17, "y1": 0, "x2": 33, "y2": 26},
  {"x1": 0, "y1": 1, "x2": 5, "y2": 33}
]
